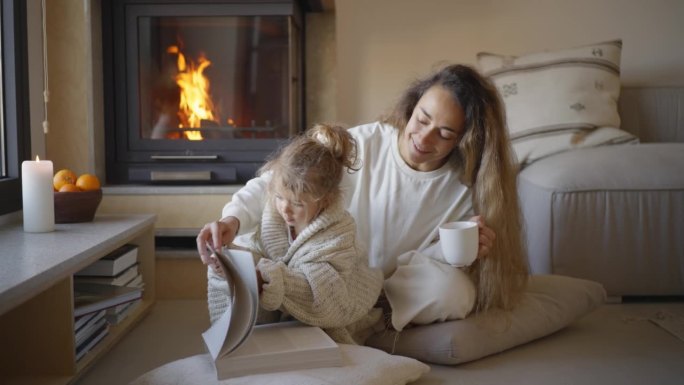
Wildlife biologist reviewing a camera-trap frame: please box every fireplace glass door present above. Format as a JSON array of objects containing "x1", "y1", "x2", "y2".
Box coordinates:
[
  {"x1": 138, "y1": 16, "x2": 293, "y2": 142},
  {"x1": 104, "y1": 1, "x2": 304, "y2": 184}
]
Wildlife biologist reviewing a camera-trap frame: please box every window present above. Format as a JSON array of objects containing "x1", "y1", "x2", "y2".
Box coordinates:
[{"x1": 0, "y1": 0, "x2": 30, "y2": 216}]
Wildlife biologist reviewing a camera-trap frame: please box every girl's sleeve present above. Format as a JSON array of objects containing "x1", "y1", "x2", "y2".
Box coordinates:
[
  {"x1": 206, "y1": 266, "x2": 232, "y2": 324},
  {"x1": 256, "y1": 252, "x2": 379, "y2": 329},
  {"x1": 221, "y1": 172, "x2": 271, "y2": 235}
]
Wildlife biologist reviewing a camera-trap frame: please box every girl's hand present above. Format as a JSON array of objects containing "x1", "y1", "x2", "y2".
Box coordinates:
[
  {"x1": 197, "y1": 216, "x2": 240, "y2": 274},
  {"x1": 470, "y1": 216, "x2": 496, "y2": 259}
]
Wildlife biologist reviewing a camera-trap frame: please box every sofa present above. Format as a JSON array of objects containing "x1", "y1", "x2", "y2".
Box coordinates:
[
  {"x1": 475, "y1": 40, "x2": 683, "y2": 298},
  {"x1": 519, "y1": 87, "x2": 684, "y2": 297}
]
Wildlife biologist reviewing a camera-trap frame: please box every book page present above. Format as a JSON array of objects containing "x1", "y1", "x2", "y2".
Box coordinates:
[
  {"x1": 202, "y1": 246, "x2": 259, "y2": 360},
  {"x1": 202, "y1": 305, "x2": 232, "y2": 360},
  {"x1": 230, "y1": 322, "x2": 338, "y2": 357},
  {"x1": 214, "y1": 322, "x2": 343, "y2": 379}
]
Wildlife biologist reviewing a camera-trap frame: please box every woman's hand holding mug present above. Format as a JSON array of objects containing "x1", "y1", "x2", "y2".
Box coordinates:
[
  {"x1": 470, "y1": 215, "x2": 496, "y2": 259},
  {"x1": 438, "y1": 216, "x2": 496, "y2": 266}
]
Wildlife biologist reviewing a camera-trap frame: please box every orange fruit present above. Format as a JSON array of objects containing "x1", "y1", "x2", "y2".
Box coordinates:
[
  {"x1": 59, "y1": 183, "x2": 80, "y2": 192},
  {"x1": 76, "y1": 174, "x2": 101, "y2": 191},
  {"x1": 53, "y1": 169, "x2": 77, "y2": 191}
]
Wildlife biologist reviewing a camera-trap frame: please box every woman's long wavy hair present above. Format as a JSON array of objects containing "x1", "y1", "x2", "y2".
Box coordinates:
[{"x1": 385, "y1": 64, "x2": 529, "y2": 313}]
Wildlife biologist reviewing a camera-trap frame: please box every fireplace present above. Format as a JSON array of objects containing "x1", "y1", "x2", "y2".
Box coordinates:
[{"x1": 103, "y1": 0, "x2": 318, "y2": 184}]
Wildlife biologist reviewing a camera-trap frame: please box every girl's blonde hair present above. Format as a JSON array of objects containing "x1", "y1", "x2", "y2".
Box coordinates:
[
  {"x1": 259, "y1": 123, "x2": 359, "y2": 208},
  {"x1": 385, "y1": 64, "x2": 529, "y2": 313}
]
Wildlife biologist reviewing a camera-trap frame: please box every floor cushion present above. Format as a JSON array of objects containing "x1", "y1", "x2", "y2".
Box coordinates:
[
  {"x1": 365, "y1": 274, "x2": 605, "y2": 365},
  {"x1": 129, "y1": 343, "x2": 429, "y2": 385}
]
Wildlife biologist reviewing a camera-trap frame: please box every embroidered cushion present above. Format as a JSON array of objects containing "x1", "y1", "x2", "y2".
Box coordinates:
[{"x1": 477, "y1": 39, "x2": 637, "y2": 167}]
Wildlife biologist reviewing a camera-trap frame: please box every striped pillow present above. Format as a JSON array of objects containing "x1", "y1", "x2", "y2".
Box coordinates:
[{"x1": 477, "y1": 40, "x2": 637, "y2": 167}]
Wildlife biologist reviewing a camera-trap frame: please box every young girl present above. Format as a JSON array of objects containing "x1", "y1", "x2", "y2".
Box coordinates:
[{"x1": 206, "y1": 124, "x2": 384, "y2": 344}]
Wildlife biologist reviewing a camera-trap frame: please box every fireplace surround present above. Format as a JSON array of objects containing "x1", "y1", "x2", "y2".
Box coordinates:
[{"x1": 103, "y1": 0, "x2": 319, "y2": 184}]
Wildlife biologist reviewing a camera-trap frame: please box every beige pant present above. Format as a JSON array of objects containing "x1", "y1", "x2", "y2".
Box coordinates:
[{"x1": 383, "y1": 250, "x2": 476, "y2": 331}]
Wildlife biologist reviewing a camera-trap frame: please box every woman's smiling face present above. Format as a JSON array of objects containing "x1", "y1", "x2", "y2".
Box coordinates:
[{"x1": 399, "y1": 85, "x2": 465, "y2": 172}]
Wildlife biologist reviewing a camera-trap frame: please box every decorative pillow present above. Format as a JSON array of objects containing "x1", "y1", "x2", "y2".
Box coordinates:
[
  {"x1": 365, "y1": 274, "x2": 606, "y2": 365},
  {"x1": 129, "y1": 344, "x2": 430, "y2": 385},
  {"x1": 476, "y1": 40, "x2": 638, "y2": 167}
]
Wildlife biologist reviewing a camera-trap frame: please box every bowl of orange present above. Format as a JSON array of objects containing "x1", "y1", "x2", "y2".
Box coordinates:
[{"x1": 53, "y1": 169, "x2": 103, "y2": 223}]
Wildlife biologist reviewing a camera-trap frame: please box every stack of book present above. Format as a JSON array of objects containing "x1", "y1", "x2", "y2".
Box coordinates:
[
  {"x1": 74, "y1": 310, "x2": 109, "y2": 362},
  {"x1": 73, "y1": 244, "x2": 144, "y2": 361},
  {"x1": 75, "y1": 244, "x2": 144, "y2": 324}
]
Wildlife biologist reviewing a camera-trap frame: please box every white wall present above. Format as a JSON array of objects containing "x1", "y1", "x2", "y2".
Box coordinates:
[{"x1": 335, "y1": 0, "x2": 684, "y2": 125}]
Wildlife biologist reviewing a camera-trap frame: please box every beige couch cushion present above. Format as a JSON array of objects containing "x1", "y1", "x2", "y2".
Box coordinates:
[{"x1": 519, "y1": 143, "x2": 684, "y2": 295}]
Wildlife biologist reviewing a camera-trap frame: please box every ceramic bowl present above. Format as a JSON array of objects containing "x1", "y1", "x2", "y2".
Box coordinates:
[{"x1": 54, "y1": 189, "x2": 103, "y2": 223}]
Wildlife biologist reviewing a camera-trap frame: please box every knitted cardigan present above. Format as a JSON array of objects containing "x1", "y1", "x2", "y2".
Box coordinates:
[{"x1": 207, "y1": 201, "x2": 383, "y2": 344}]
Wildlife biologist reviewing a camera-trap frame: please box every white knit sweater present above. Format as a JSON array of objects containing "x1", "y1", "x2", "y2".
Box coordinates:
[{"x1": 207, "y1": 200, "x2": 383, "y2": 344}]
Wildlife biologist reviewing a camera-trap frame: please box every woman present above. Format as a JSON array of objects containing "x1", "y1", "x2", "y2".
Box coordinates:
[{"x1": 198, "y1": 64, "x2": 528, "y2": 328}]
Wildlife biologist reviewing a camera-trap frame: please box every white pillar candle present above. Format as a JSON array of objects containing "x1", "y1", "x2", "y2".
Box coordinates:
[{"x1": 21, "y1": 156, "x2": 55, "y2": 233}]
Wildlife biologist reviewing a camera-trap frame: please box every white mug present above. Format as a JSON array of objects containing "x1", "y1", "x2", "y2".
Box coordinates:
[{"x1": 438, "y1": 221, "x2": 479, "y2": 267}]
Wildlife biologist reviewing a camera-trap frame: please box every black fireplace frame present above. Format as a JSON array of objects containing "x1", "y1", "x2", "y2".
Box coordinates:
[{"x1": 102, "y1": 0, "x2": 317, "y2": 185}]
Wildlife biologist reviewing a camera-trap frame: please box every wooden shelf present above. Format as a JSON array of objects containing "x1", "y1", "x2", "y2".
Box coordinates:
[
  {"x1": 74, "y1": 299, "x2": 154, "y2": 375},
  {"x1": 0, "y1": 214, "x2": 156, "y2": 385}
]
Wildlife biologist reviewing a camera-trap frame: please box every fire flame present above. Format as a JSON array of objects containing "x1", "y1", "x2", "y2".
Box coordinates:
[{"x1": 168, "y1": 45, "x2": 219, "y2": 141}]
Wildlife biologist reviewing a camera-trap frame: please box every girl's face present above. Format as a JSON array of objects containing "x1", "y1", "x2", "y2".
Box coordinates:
[
  {"x1": 399, "y1": 85, "x2": 465, "y2": 172},
  {"x1": 274, "y1": 188, "x2": 322, "y2": 236}
]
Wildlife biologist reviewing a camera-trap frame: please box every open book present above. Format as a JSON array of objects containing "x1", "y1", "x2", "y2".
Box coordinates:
[{"x1": 202, "y1": 244, "x2": 343, "y2": 380}]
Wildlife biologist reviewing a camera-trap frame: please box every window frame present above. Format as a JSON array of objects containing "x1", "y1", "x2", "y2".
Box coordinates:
[{"x1": 0, "y1": 0, "x2": 30, "y2": 216}]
